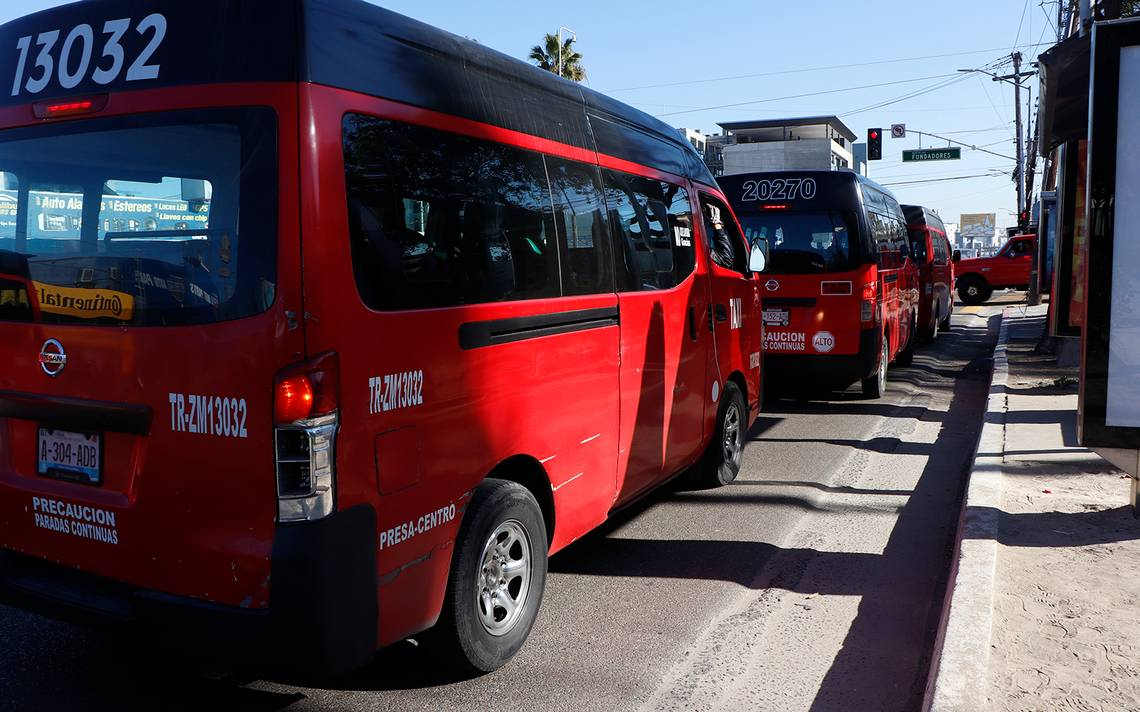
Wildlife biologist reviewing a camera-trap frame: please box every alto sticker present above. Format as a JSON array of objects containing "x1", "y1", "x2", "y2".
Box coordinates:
[
  {"x1": 369, "y1": 370, "x2": 424, "y2": 414},
  {"x1": 379, "y1": 503, "x2": 457, "y2": 550},
  {"x1": 168, "y1": 393, "x2": 248, "y2": 438},
  {"x1": 31, "y1": 496, "x2": 119, "y2": 545},
  {"x1": 812, "y1": 331, "x2": 836, "y2": 353},
  {"x1": 763, "y1": 331, "x2": 806, "y2": 352}
]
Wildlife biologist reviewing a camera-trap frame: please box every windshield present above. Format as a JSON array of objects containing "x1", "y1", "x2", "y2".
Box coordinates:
[
  {"x1": 738, "y1": 211, "x2": 861, "y2": 274},
  {"x1": 0, "y1": 109, "x2": 277, "y2": 326}
]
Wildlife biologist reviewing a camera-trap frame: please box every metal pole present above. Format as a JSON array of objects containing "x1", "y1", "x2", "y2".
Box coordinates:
[
  {"x1": 1013, "y1": 52, "x2": 1024, "y2": 221},
  {"x1": 557, "y1": 26, "x2": 576, "y2": 79}
]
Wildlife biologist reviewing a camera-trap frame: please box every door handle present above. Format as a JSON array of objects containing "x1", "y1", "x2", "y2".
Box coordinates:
[{"x1": 688, "y1": 306, "x2": 699, "y2": 341}]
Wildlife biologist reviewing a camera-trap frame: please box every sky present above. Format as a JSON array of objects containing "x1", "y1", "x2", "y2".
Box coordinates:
[{"x1": 0, "y1": 0, "x2": 1061, "y2": 233}]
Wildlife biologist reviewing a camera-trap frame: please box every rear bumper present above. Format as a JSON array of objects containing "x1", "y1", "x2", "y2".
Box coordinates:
[
  {"x1": 0, "y1": 504, "x2": 378, "y2": 680},
  {"x1": 764, "y1": 329, "x2": 880, "y2": 384}
]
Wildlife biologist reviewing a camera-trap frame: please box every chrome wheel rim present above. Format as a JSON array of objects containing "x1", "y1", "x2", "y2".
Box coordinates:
[
  {"x1": 476, "y1": 519, "x2": 532, "y2": 637},
  {"x1": 722, "y1": 400, "x2": 743, "y2": 465},
  {"x1": 967, "y1": 285, "x2": 978, "y2": 297}
]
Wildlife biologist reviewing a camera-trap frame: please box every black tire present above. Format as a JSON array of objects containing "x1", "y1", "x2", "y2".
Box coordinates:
[
  {"x1": 896, "y1": 314, "x2": 916, "y2": 367},
  {"x1": 919, "y1": 317, "x2": 937, "y2": 343},
  {"x1": 861, "y1": 337, "x2": 889, "y2": 398},
  {"x1": 695, "y1": 380, "x2": 747, "y2": 487},
  {"x1": 430, "y1": 479, "x2": 548, "y2": 674},
  {"x1": 957, "y1": 275, "x2": 991, "y2": 305},
  {"x1": 939, "y1": 303, "x2": 952, "y2": 332}
]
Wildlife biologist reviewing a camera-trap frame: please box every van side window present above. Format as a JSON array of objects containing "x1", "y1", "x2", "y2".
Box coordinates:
[
  {"x1": 343, "y1": 114, "x2": 560, "y2": 310},
  {"x1": 700, "y1": 194, "x2": 747, "y2": 274},
  {"x1": 602, "y1": 169, "x2": 694, "y2": 291},
  {"x1": 907, "y1": 226, "x2": 928, "y2": 263},
  {"x1": 546, "y1": 158, "x2": 613, "y2": 296}
]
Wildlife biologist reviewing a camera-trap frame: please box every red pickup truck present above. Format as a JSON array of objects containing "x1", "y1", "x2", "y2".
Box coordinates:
[{"x1": 954, "y1": 234, "x2": 1036, "y2": 305}]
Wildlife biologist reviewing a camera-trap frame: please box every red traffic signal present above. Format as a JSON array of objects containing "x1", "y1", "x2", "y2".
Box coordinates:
[{"x1": 867, "y1": 128, "x2": 883, "y2": 161}]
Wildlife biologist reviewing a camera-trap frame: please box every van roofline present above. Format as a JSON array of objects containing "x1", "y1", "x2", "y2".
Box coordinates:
[{"x1": 0, "y1": 0, "x2": 716, "y2": 187}]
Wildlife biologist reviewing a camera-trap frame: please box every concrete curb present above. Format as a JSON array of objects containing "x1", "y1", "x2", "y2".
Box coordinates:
[{"x1": 924, "y1": 308, "x2": 1014, "y2": 712}]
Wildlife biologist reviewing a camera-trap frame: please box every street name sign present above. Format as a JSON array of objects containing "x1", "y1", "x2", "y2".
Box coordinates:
[{"x1": 902, "y1": 147, "x2": 961, "y2": 162}]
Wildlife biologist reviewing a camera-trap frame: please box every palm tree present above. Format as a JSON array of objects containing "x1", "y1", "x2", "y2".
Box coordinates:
[{"x1": 528, "y1": 33, "x2": 585, "y2": 82}]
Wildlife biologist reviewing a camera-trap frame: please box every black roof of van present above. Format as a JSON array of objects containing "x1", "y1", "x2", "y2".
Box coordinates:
[{"x1": 0, "y1": 0, "x2": 715, "y2": 186}]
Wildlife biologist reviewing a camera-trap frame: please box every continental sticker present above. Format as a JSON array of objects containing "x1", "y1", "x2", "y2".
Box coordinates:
[
  {"x1": 34, "y1": 282, "x2": 134, "y2": 321},
  {"x1": 763, "y1": 331, "x2": 806, "y2": 352},
  {"x1": 31, "y1": 496, "x2": 119, "y2": 545}
]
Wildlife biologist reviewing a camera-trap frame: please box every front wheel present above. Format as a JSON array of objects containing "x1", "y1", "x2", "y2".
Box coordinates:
[
  {"x1": 430, "y1": 479, "x2": 548, "y2": 674},
  {"x1": 861, "y1": 337, "x2": 889, "y2": 399},
  {"x1": 957, "y1": 276, "x2": 991, "y2": 305},
  {"x1": 695, "y1": 380, "x2": 747, "y2": 487}
]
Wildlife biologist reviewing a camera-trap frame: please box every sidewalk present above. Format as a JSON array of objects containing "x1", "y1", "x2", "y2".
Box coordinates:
[{"x1": 929, "y1": 306, "x2": 1140, "y2": 711}]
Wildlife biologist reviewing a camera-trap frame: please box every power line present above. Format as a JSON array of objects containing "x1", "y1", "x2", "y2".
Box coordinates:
[
  {"x1": 603, "y1": 42, "x2": 1054, "y2": 94},
  {"x1": 880, "y1": 172, "x2": 1013, "y2": 187},
  {"x1": 654, "y1": 73, "x2": 959, "y2": 118},
  {"x1": 840, "y1": 74, "x2": 972, "y2": 116}
]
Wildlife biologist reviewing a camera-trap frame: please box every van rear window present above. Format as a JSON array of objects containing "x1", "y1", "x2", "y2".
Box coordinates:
[
  {"x1": 738, "y1": 211, "x2": 861, "y2": 274},
  {"x1": 0, "y1": 109, "x2": 277, "y2": 326}
]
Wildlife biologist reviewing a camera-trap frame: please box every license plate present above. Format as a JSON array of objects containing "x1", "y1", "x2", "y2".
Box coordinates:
[
  {"x1": 37, "y1": 428, "x2": 101, "y2": 486},
  {"x1": 762, "y1": 308, "x2": 790, "y2": 327}
]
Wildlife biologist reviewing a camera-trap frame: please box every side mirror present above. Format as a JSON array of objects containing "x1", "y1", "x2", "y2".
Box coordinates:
[
  {"x1": 749, "y1": 238, "x2": 768, "y2": 273},
  {"x1": 952, "y1": 249, "x2": 961, "y2": 263}
]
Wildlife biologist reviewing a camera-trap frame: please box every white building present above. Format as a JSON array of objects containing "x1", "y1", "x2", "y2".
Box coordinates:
[{"x1": 713, "y1": 116, "x2": 857, "y2": 176}]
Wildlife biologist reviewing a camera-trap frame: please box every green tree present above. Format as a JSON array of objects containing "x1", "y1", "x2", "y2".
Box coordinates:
[{"x1": 528, "y1": 33, "x2": 585, "y2": 82}]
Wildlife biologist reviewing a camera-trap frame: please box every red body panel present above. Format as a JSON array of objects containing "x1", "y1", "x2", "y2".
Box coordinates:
[
  {"x1": 0, "y1": 84, "x2": 304, "y2": 610},
  {"x1": 297, "y1": 85, "x2": 760, "y2": 645}
]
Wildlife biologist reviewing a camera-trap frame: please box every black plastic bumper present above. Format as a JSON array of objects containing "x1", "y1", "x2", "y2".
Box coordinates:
[
  {"x1": 0, "y1": 504, "x2": 378, "y2": 681},
  {"x1": 764, "y1": 329, "x2": 881, "y2": 384}
]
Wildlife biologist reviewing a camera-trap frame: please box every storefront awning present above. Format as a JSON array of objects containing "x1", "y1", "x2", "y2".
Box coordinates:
[{"x1": 1038, "y1": 33, "x2": 1090, "y2": 154}]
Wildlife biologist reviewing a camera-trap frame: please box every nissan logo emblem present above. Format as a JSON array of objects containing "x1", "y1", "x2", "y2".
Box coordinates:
[
  {"x1": 764, "y1": 279, "x2": 780, "y2": 292},
  {"x1": 38, "y1": 339, "x2": 66, "y2": 376}
]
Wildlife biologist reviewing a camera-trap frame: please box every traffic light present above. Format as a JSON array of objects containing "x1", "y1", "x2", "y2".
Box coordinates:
[
  {"x1": 1018, "y1": 210, "x2": 1029, "y2": 230},
  {"x1": 867, "y1": 128, "x2": 882, "y2": 161}
]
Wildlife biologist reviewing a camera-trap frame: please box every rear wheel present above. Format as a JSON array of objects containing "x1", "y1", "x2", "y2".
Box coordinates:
[
  {"x1": 896, "y1": 314, "x2": 916, "y2": 367},
  {"x1": 861, "y1": 338, "x2": 889, "y2": 399},
  {"x1": 957, "y1": 275, "x2": 991, "y2": 305},
  {"x1": 695, "y1": 380, "x2": 746, "y2": 487},
  {"x1": 430, "y1": 479, "x2": 547, "y2": 674},
  {"x1": 939, "y1": 303, "x2": 953, "y2": 332}
]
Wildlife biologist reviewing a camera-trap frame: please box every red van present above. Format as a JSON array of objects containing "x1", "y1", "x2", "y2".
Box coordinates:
[
  {"x1": 954, "y1": 234, "x2": 1036, "y2": 305},
  {"x1": 902, "y1": 205, "x2": 954, "y2": 340},
  {"x1": 719, "y1": 171, "x2": 918, "y2": 398},
  {"x1": 0, "y1": 0, "x2": 764, "y2": 678}
]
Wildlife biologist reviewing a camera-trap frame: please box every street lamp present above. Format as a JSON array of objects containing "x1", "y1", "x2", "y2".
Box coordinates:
[{"x1": 557, "y1": 26, "x2": 576, "y2": 79}]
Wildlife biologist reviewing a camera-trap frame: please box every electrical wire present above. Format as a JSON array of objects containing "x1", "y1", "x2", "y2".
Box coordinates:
[
  {"x1": 603, "y1": 42, "x2": 1054, "y2": 94},
  {"x1": 880, "y1": 172, "x2": 1013, "y2": 187},
  {"x1": 653, "y1": 73, "x2": 959, "y2": 118}
]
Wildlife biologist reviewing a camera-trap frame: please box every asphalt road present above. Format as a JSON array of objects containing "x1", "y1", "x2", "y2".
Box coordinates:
[{"x1": 0, "y1": 295, "x2": 1021, "y2": 712}]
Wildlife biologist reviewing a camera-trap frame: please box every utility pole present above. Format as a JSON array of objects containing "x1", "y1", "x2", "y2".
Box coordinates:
[{"x1": 1012, "y1": 51, "x2": 1025, "y2": 221}]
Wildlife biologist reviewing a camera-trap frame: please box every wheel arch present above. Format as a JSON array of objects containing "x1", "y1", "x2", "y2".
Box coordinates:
[
  {"x1": 727, "y1": 369, "x2": 749, "y2": 418},
  {"x1": 486, "y1": 455, "x2": 555, "y2": 547}
]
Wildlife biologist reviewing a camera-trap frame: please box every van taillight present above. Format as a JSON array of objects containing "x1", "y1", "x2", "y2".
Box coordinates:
[
  {"x1": 860, "y1": 281, "x2": 878, "y2": 325},
  {"x1": 273, "y1": 352, "x2": 339, "y2": 523}
]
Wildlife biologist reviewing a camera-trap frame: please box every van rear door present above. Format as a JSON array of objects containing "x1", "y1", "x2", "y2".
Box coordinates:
[
  {"x1": 737, "y1": 209, "x2": 866, "y2": 360},
  {"x1": 0, "y1": 105, "x2": 300, "y2": 611}
]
